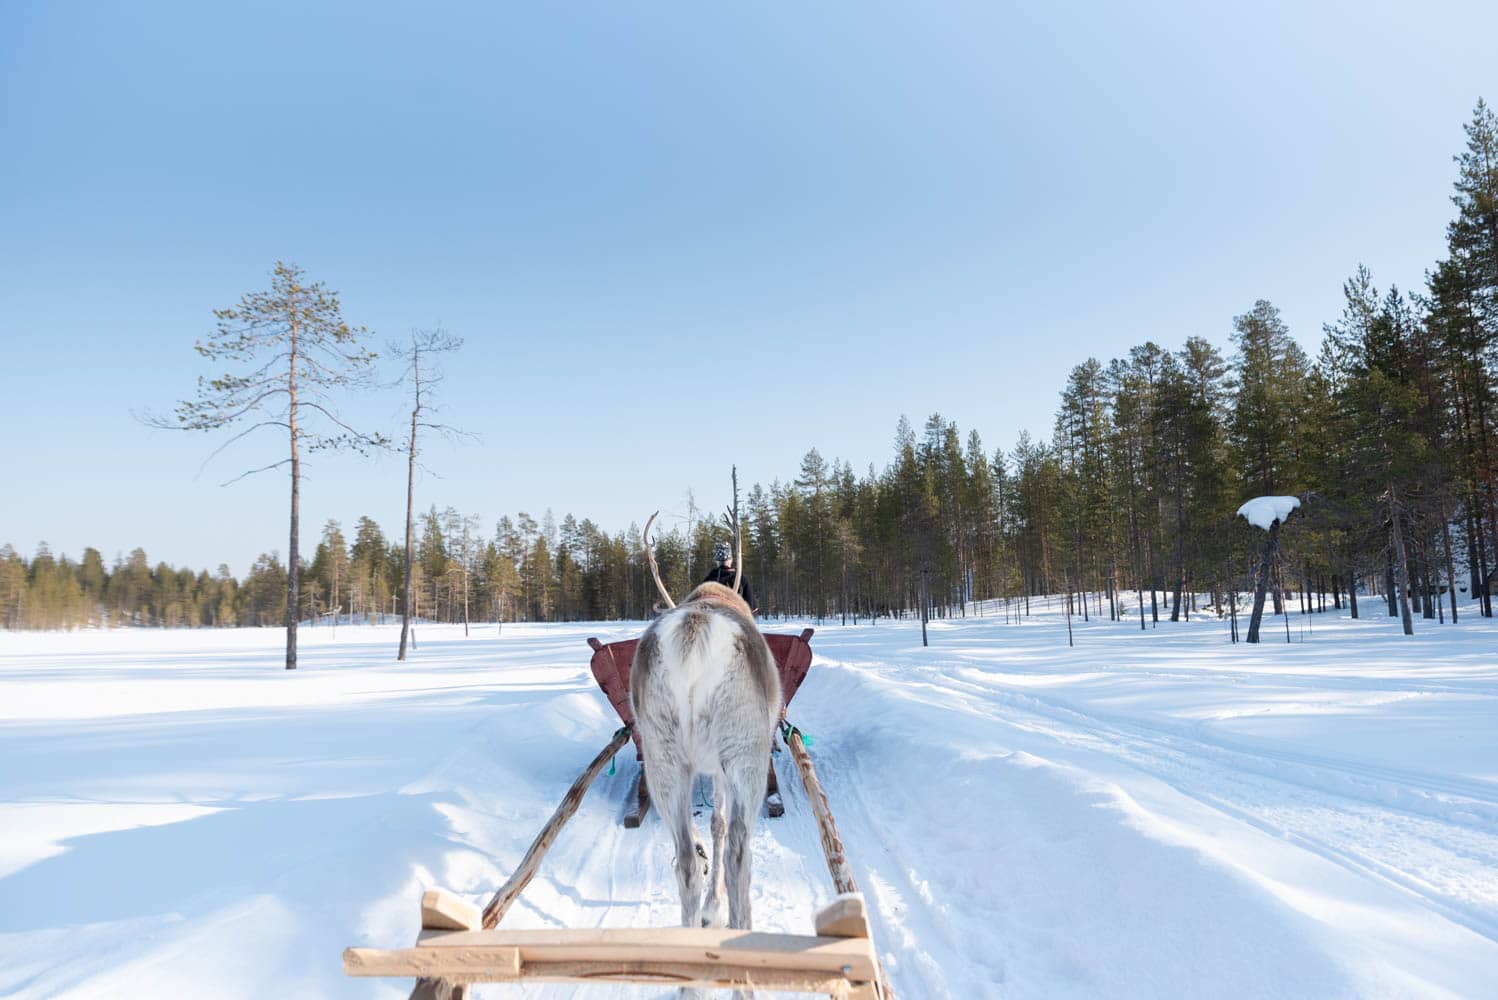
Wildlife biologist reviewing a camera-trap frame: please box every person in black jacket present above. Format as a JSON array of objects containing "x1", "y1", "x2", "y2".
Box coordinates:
[{"x1": 702, "y1": 540, "x2": 756, "y2": 613}]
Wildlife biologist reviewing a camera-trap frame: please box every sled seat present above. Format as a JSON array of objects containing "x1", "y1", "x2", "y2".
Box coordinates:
[{"x1": 586, "y1": 627, "x2": 814, "y2": 759}]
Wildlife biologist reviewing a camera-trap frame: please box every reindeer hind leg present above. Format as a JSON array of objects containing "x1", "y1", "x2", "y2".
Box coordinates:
[
  {"x1": 723, "y1": 765, "x2": 763, "y2": 1000},
  {"x1": 723, "y1": 756, "x2": 765, "y2": 932},
  {"x1": 645, "y1": 758, "x2": 704, "y2": 931},
  {"x1": 653, "y1": 766, "x2": 710, "y2": 999},
  {"x1": 701, "y1": 776, "x2": 728, "y2": 927}
]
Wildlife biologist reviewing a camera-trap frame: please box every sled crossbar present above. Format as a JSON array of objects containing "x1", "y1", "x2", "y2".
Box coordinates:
[{"x1": 345, "y1": 922, "x2": 878, "y2": 996}]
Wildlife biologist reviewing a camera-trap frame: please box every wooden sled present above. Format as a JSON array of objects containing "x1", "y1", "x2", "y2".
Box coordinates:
[
  {"x1": 588, "y1": 627, "x2": 814, "y2": 826},
  {"x1": 343, "y1": 716, "x2": 894, "y2": 999},
  {"x1": 347, "y1": 893, "x2": 881, "y2": 997}
]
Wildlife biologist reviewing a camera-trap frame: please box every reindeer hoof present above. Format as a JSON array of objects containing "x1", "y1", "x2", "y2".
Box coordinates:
[{"x1": 700, "y1": 895, "x2": 726, "y2": 928}]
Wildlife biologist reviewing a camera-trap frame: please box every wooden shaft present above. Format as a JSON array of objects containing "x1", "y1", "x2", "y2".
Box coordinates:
[
  {"x1": 481, "y1": 727, "x2": 633, "y2": 928},
  {"x1": 784, "y1": 727, "x2": 897, "y2": 1000},
  {"x1": 784, "y1": 728, "x2": 856, "y2": 895}
]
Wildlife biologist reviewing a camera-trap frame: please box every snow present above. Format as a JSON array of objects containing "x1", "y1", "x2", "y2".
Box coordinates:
[
  {"x1": 1237, "y1": 495, "x2": 1301, "y2": 530},
  {"x1": 4, "y1": 606, "x2": 1498, "y2": 998}
]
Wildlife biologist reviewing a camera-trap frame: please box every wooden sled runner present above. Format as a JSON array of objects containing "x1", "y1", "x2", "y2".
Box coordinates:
[
  {"x1": 588, "y1": 628, "x2": 815, "y2": 826},
  {"x1": 342, "y1": 632, "x2": 894, "y2": 999}
]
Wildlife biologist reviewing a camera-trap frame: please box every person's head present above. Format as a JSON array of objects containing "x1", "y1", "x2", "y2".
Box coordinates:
[{"x1": 713, "y1": 541, "x2": 732, "y2": 567}]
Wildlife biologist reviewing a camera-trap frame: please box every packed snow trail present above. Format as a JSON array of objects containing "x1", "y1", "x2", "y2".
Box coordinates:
[{"x1": 3, "y1": 605, "x2": 1498, "y2": 998}]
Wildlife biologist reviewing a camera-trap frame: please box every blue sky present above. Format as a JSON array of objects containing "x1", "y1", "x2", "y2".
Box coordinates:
[{"x1": 2, "y1": 1, "x2": 1495, "y2": 574}]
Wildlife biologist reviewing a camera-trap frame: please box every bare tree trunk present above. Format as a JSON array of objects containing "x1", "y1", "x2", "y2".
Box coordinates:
[
  {"x1": 285, "y1": 321, "x2": 300, "y2": 670},
  {"x1": 920, "y1": 568, "x2": 929, "y2": 647},
  {"x1": 399, "y1": 404, "x2": 418, "y2": 661},
  {"x1": 1227, "y1": 566, "x2": 1239, "y2": 642},
  {"x1": 1420, "y1": 541, "x2": 1436, "y2": 620},
  {"x1": 1384, "y1": 547, "x2": 1398, "y2": 617},
  {"x1": 841, "y1": 551, "x2": 848, "y2": 627},
  {"x1": 1246, "y1": 519, "x2": 1280, "y2": 644},
  {"x1": 1477, "y1": 513, "x2": 1493, "y2": 618},
  {"x1": 1477, "y1": 389, "x2": 1498, "y2": 617},
  {"x1": 1441, "y1": 502, "x2": 1459, "y2": 624},
  {"x1": 1064, "y1": 573, "x2": 1074, "y2": 647},
  {"x1": 1170, "y1": 520, "x2": 1184, "y2": 622},
  {"x1": 462, "y1": 520, "x2": 471, "y2": 637},
  {"x1": 1390, "y1": 490, "x2": 1414, "y2": 636}
]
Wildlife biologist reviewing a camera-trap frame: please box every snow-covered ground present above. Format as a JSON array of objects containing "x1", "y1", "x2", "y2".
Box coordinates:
[{"x1": 3, "y1": 601, "x2": 1497, "y2": 999}]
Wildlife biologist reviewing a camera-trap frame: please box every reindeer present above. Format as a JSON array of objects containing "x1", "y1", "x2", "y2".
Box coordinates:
[{"x1": 630, "y1": 511, "x2": 781, "y2": 987}]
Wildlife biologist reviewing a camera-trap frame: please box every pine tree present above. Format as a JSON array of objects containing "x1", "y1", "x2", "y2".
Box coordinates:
[
  {"x1": 1430, "y1": 100, "x2": 1498, "y2": 616},
  {"x1": 349, "y1": 516, "x2": 389, "y2": 622},
  {"x1": 309, "y1": 519, "x2": 350, "y2": 624},
  {"x1": 1448, "y1": 99, "x2": 1498, "y2": 322},
  {"x1": 795, "y1": 448, "x2": 831, "y2": 620},
  {"x1": 147, "y1": 262, "x2": 383, "y2": 668},
  {"x1": 1230, "y1": 300, "x2": 1310, "y2": 498}
]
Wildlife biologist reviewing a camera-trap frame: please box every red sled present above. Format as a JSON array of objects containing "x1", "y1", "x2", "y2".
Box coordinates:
[{"x1": 586, "y1": 627, "x2": 815, "y2": 827}]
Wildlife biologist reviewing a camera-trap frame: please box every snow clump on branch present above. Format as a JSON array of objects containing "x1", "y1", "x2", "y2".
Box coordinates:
[{"x1": 1236, "y1": 495, "x2": 1301, "y2": 531}]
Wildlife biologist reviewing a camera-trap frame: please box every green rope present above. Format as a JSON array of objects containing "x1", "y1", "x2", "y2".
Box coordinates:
[
  {"x1": 780, "y1": 719, "x2": 813, "y2": 748},
  {"x1": 608, "y1": 725, "x2": 631, "y2": 777}
]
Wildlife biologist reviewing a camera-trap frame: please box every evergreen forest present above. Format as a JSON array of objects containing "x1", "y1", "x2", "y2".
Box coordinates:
[{"x1": 7, "y1": 101, "x2": 1498, "y2": 634}]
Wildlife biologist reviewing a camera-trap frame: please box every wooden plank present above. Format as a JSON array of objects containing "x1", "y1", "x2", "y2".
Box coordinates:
[
  {"x1": 785, "y1": 728, "x2": 896, "y2": 1000},
  {"x1": 366, "y1": 957, "x2": 874, "y2": 994},
  {"x1": 345, "y1": 927, "x2": 878, "y2": 992},
  {"x1": 622, "y1": 765, "x2": 650, "y2": 828},
  {"x1": 482, "y1": 962, "x2": 875, "y2": 996},
  {"x1": 413, "y1": 891, "x2": 478, "y2": 998},
  {"x1": 421, "y1": 889, "x2": 480, "y2": 931},
  {"x1": 410, "y1": 927, "x2": 875, "y2": 976},
  {"x1": 785, "y1": 727, "x2": 857, "y2": 895},
  {"x1": 351, "y1": 943, "x2": 520, "y2": 978},
  {"x1": 814, "y1": 892, "x2": 869, "y2": 939},
  {"x1": 480, "y1": 726, "x2": 633, "y2": 928}
]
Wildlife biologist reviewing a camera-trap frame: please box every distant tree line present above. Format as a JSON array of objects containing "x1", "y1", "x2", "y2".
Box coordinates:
[{"x1": 6, "y1": 101, "x2": 1498, "y2": 635}]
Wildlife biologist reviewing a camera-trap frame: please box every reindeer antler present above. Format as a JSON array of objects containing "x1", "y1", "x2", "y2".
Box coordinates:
[
  {"x1": 732, "y1": 525, "x2": 742, "y2": 597},
  {"x1": 643, "y1": 511, "x2": 676, "y2": 610},
  {"x1": 719, "y1": 506, "x2": 743, "y2": 596}
]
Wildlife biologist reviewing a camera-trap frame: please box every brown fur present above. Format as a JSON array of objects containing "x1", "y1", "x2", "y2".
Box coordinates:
[
  {"x1": 630, "y1": 629, "x2": 665, "y2": 716},
  {"x1": 681, "y1": 581, "x2": 754, "y2": 617},
  {"x1": 734, "y1": 628, "x2": 778, "y2": 717},
  {"x1": 677, "y1": 609, "x2": 712, "y2": 650}
]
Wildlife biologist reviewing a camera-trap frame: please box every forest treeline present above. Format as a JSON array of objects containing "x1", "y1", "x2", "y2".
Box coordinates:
[{"x1": 6, "y1": 101, "x2": 1498, "y2": 633}]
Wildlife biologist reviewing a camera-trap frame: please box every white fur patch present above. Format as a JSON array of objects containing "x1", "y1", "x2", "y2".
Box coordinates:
[{"x1": 653, "y1": 609, "x2": 742, "y2": 764}]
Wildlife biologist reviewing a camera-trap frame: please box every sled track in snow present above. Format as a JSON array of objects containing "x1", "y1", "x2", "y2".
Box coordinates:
[
  {"x1": 894, "y1": 665, "x2": 1498, "y2": 947},
  {"x1": 396, "y1": 628, "x2": 1498, "y2": 996},
  {"x1": 942, "y1": 667, "x2": 1498, "y2": 826}
]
